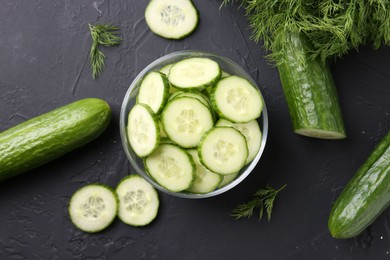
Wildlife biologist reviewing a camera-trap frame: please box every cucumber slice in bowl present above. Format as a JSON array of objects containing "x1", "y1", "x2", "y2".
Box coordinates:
[
  {"x1": 127, "y1": 103, "x2": 160, "y2": 157},
  {"x1": 162, "y1": 97, "x2": 214, "y2": 148},
  {"x1": 145, "y1": 143, "x2": 195, "y2": 192},
  {"x1": 199, "y1": 127, "x2": 248, "y2": 175},
  {"x1": 216, "y1": 119, "x2": 262, "y2": 164},
  {"x1": 145, "y1": 0, "x2": 199, "y2": 40},
  {"x1": 68, "y1": 184, "x2": 118, "y2": 233},
  {"x1": 168, "y1": 57, "x2": 221, "y2": 91},
  {"x1": 137, "y1": 71, "x2": 169, "y2": 115},
  {"x1": 211, "y1": 75, "x2": 263, "y2": 123},
  {"x1": 186, "y1": 149, "x2": 223, "y2": 194},
  {"x1": 116, "y1": 175, "x2": 159, "y2": 227}
]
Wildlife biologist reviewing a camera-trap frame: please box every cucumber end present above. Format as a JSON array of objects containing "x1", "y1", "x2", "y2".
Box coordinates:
[{"x1": 294, "y1": 128, "x2": 346, "y2": 140}]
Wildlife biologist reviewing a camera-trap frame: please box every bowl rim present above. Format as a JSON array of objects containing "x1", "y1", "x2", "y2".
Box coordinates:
[{"x1": 119, "y1": 50, "x2": 269, "y2": 199}]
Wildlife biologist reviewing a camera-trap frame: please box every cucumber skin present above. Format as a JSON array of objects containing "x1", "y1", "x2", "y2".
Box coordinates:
[
  {"x1": 277, "y1": 33, "x2": 346, "y2": 139},
  {"x1": 0, "y1": 98, "x2": 111, "y2": 181},
  {"x1": 328, "y1": 130, "x2": 390, "y2": 238}
]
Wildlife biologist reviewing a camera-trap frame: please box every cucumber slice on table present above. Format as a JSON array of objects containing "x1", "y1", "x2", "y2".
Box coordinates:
[
  {"x1": 68, "y1": 184, "x2": 118, "y2": 233},
  {"x1": 186, "y1": 149, "x2": 222, "y2": 194},
  {"x1": 145, "y1": 143, "x2": 195, "y2": 192},
  {"x1": 162, "y1": 97, "x2": 214, "y2": 148},
  {"x1": 145, "y1": 0, "x2": 199, "y2": 40},
  {"x1": 199, "y1": 127, "x2": 248, "y2": 175},
  {"x1": 216, "y1": 118, "x2": 262, "y2": 164},
  {"x1": 211, "y1": 75, "x2": 263, "y2": 123},
  {"x1": 116, "y1": 175, "x2": 159, "y2": 227},
  {"x1": 168, "y1": 57, "x2": 221, "y2": 91},
  {"x1": 127, "y1": 103, "x2": 160, "y2": 157},
  {"x1": 137, "y1": 71, "x2": 169, "y2": 115}
]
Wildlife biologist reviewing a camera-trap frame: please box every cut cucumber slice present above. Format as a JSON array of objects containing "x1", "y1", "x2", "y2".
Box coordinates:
[
  {"x1": 162, "y1": 97, "x2": 214, "y2": 148},
  {"x1": 116, "y1": 175, "x2": 159, "y2": 227},
  {"x1": 145, "y1": 0, "x2": 199, "y2": 40},
  {"x1": 211, "y1": 75, "x2": 263, "y2": 123},
  {"x1": 168, "y1": 57, "x2": 221, "y2": 91},
  {"x1": 216, "y1": 118, "x2": 262, "y2": 164},
  {"x1": 137, "y1": 71, "x2": 169, "y2": 115},
  {"x1": 199, "y1": 127, "x2": 248, "y2": 175},
  {"x1": 127, "y1": 104, "x2": 160, "y2": 157},
  {"x1": 218, "y1": 172, "x2": 239, "y2": 188},
  {"x1": 145, "y1": 143, "x2": 195, "y2": 192},
  {"x1": 159, "y1": 63, "x2": 173, "y2": 75},
  {"x1": 186, "y1": 149, "x2": 223, "y2": 194},
  {"x1": 221, "y1": 71, "x2": 230, "y2": 78},
  {"x1": 172, "y1": 91, "x2": 211, "y2": 108},
  {"x1": 68, "y1": 184, "x2": 118, "y2": 233}
]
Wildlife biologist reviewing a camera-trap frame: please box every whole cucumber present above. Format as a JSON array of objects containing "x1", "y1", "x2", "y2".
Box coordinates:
[
  {"x1": 0, "y1": 98, "x2": 111, "y2": 181},
  {"x1": 328, "y1": 130, "x2": 390, "y2": 238}
]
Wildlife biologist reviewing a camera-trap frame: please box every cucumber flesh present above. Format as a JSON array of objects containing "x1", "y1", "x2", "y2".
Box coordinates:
[
  {"x1": 278, "y1": 33, "x2": 346, "y2": 139},
  {"x1": 218, "y1": 172, "x2": 239, "y2": 188},
  {"x1": 186, "y1": 149, "x2": 222, "y2": 194},
  {"x1": 216, "y1": 119, "x2": 262, "y2": 164},
  {"x1": 328, "y1": 130, "x2": 390, "y2": 238},
  {"x1": 198, "y1": 127, "x2": 248, "y2": 175},
  {"x1": 116, "y1": 175, "x2": 159, "y2": 227},
  {"x1": 68, "y1": 184, "x2": 118, "y2": 233},
  {"x1": 127, "y1": 104, "x2": 160, "y2": 157},
  {"x1": 162, "y1": 97, "x2": 214, "y2": 148},
  {"x1": 145, "y1": 0, "x2": 199, "y2": 40},
  {"x1": 137, "y1": 71, "x2": 169, "y2": 115},
  {"x1": 145, "y1": 143, "x2": 195, "y2": 192},
  {"x1": 211, "y1": 75, "x2": 263, "y2": 123},
  {"x1": 168, "y1": 57, "x2": 221, "y2": 91},
  {"x1": 159, "y1": 63, "x2": 173, "y2": 75}
]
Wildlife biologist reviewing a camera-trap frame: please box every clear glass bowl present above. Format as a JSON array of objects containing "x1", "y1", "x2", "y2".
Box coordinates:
[{"x1": 119, "y1": 50, "x2": 268, "y2": 199}]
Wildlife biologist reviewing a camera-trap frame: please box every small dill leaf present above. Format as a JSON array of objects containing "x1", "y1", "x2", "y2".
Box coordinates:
[{"x1": 231, "y1": 184, "x2": 287, "y2": 222}]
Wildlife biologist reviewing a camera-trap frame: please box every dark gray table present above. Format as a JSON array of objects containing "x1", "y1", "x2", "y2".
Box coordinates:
[{"x1": 0, "y1": 1, "x2": 389, "y2": 259}]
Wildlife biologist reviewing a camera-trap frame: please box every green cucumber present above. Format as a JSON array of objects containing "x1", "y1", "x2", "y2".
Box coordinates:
[
  {"x1": 277, "y1": 33, "x2": 346, "y2": 139},
  {"x1": 0, "y1": 98, "x2": 111, "y2": 181},
  {"x1": 328, "y1": 130, "x2": 390, "y2": 238}
]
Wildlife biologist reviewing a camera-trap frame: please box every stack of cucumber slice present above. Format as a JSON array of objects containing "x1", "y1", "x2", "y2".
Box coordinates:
[{"x1": 126, "y1": 56, "x2": 264, "y2": 194}]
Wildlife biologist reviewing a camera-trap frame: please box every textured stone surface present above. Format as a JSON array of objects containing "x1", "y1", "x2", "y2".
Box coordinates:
[{"x1": 0, "y1": 0, "x2": 389, "y2": 259}]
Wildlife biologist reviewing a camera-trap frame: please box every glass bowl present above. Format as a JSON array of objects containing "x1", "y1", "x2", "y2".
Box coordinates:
[{"x1": 119, "y1": 50, "x2": 268, "y2": 199}]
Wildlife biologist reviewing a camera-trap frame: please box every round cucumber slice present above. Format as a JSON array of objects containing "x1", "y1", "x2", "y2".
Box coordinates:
[
  {"x1": 68, "y1": 184, "x2": 118, "y2": 233},
  {"x1": 198, "y1": 127, "x2": 248, "y2": 175},
  {"x1": 168, "y1": 57, "x2": 221, "y2": 91},
  {"x1": 145, "y1": 0, "x2": 199, "y2": 40},
  {"x1": 127, "y1": 103, "x2": 160, "y2": 157},
  {"x1": 137, "y1": 71, "x2": 169, "y2": 115},
  {"x1": 216, "y1": 118, "x2": 262, "y2": 164},
  {"x1": 116, "y1": 175, "x2": 159, "y2": 227},
  {"x1": 145, "y1": 143, "x2": 195, "y2": 192},
  {"x1": 162, "y1": 97, "x2": 214, "y2": 148},
  {"x1": 211, "y1": 75, "x2": 263, "y2": 123},
  {"x1": 218, "y1": 172, "x2": 239, "y2": 188},
  {"x1": 186, "y1": 149, "x2": 222, "y2": 194}
]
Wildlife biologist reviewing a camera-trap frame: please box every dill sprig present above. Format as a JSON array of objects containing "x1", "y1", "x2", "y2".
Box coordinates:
[
  {"x1": 222, "y1": 0, "x2": 390, "y2": 64},
  {"x1": 88, "y1": 24, "x2": 122, "y2": 79},
  {"x1": 231, "y1": 184, "x2": 287, "y2": 221}
]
